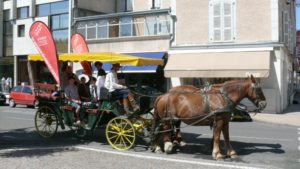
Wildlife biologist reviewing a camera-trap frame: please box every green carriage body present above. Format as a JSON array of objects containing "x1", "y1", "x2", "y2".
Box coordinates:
[{"x1": 34, "y1": 83, "x2": 155, "y2": 150}]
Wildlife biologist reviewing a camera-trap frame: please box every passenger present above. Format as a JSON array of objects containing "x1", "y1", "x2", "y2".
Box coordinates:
[
  {"x1": 78, "y1": 74, "x2": 90, "y2": 102},
  {"x1": 64, "y1": 75, "x2": 82, "y2": 125},
  {"x1": 89, "y1": 76, "x2": 97, "y2": 102},
  {"x1": 61, "y1": 65, "x2": 78, "y2": 90},
  {"x1": 104, "y1": 63, "x2": 139, "y2": 115},
  {"x1": 94, "y1": 61, "x2": 106, "y2": 100}
]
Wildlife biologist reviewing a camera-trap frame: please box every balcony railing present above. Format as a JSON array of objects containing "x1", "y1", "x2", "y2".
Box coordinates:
[{"x1": 74, "y1": 9, "x2": 172, "y2": 41}]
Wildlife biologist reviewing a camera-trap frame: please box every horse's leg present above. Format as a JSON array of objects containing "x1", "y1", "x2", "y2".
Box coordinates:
[
  {"x1": 222, "y1": 114, "x2": 237, "y2": 158},
  {"x1": 162, "y1": 121, "x2": 173, "y2": 154},
  {"x1": 212, "y1": 115, "x2": 225, "y2": 160},
  {"x1": 151, "y1": 111, "x2": 162, "y2": 153},
  {"x1": 172, "y1": 120, "x2": 186, "y2": 147}
]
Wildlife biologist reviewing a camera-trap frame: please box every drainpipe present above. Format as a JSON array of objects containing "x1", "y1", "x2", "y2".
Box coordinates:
[{"x1": 68, "y1": 0, "x2": 73, "y2": 53}]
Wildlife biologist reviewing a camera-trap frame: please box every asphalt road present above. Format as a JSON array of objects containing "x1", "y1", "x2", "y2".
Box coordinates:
[{"x1": 0, "y1": 105, "x2": 299, "y2": 169}]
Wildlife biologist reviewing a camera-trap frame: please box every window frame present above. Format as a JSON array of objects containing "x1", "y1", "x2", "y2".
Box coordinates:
[
  {"x1": 209, "y1": 0, "x2": 236, "y2": 42},
  {"x1": 149, "y1": 0, "x2": 161, "y2": 10},
  {"x1": 120, "y1": 17, "x2": 133, "y2": 37},
  {"x1": 17, "y1": 6, "x2": 29, "y2": 19},
  {"x1": 17, "y1": 25, "x2": 25, "y2": 37}
]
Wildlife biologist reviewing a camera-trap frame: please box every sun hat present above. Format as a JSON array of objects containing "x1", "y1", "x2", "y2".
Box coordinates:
[{"x1": 78, "y1": 74, "x2": 90, "y2": 83}]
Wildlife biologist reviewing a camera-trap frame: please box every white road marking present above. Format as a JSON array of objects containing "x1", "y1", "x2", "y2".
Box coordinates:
[
  {"x1": 200, "y1": 133, "x2": 293, "y2": 142},
  {"x1": 75, "y1": 146, "x2": 263, "y2": 169},
  {"x1": 0, "y1": 146, "x2": 267, "y2": 168},
  {"x1": 7, "y1": 117, "x2": 33, "y2": 121}
]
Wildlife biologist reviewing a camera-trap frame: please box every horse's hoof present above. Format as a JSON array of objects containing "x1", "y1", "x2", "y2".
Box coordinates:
[
  {"x1": 164, "y1": 142, "x2": 173, "y2": 154},
  {"x1": 213, "y1": 153, "x2": 224, "y2": 160},
  {"x1": 154, "y1": 146, "x2": 162, "y2": 154},
  {"x1": 230, "y1": 154, "x2": 238, "y2": 159},
  {"x1": 172, "y1": 140, "x2": 179, "y2": 146},
  {"x1": 179, "y1": 141, "x2": 187, "y2": 147},
  {"x1": 227, "y1": 151, "x2": 237, "y2": 159}
]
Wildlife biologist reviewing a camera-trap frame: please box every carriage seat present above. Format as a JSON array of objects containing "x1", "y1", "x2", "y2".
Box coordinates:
[
  {"x1": 86, "y1": 109, "x2": 99, "y2": 114},
  {"x1": 62, "y1": 105, "x2": 74, "y2": 111}
]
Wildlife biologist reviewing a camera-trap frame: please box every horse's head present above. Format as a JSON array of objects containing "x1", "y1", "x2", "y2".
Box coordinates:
[{"x1": 246, "y1": 75, "x2": 267, "y2": 111}]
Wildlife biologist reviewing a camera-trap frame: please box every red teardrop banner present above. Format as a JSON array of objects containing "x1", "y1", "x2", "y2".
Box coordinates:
[
  {"x1": 29, "y1": 21, "x2": 60, "y2": 85},
  {"x1": 71, "y1": 33, "x2": 92, "y2": 76}
]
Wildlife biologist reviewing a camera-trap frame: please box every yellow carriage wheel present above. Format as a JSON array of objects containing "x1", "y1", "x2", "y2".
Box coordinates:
[
  {"x1": 34, "y1": 106, "x2": 58, "y2": 138},
  {"x1": 106, "y1": 117, "x2": 136, "y2": 150}
]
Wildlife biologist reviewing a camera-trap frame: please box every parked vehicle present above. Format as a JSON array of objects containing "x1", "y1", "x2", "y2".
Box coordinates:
[
  {"x1": 0, "y1": 92, "x2": 6, "y2": 105},
  {"x1": 9, "y1": 85, "x2": 50, "y2": 108}
]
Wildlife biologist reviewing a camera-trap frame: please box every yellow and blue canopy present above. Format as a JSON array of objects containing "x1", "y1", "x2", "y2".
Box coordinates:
[{"x1": 28, "y1": 52, "x2": 164, "y2": 66}]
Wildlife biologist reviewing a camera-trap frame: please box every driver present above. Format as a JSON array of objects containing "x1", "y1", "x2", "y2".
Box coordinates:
[{"x1": 104, "y1": 63, "x2": 139, "y2": 115}]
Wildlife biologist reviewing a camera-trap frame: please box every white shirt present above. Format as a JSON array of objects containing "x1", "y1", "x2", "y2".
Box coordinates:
[
  {"x1": 96, "y1": 75, "x2": 106, "y2": 98},
  {"x1": 104, "y1": 70, "x2": 124, "y2": 92}
]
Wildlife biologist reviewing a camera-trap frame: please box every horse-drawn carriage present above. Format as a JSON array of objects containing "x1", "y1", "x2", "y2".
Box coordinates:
[{"x1": 29, "y1": 53, "x2": 163, "y2": 151}]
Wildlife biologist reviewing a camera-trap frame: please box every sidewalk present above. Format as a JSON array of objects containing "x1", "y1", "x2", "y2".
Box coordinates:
[{"x1": 251, "y1": 91, "x2": 300, "y2": 127}]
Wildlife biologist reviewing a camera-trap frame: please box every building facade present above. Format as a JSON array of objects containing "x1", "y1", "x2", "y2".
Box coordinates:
[
  {"x1": 0, "y1": 0, "x2": 71, "y2": 86},
  {"x1": 74, "y1": 0, "x2": 298, "y2": 113},
  {"x1": 0, "y1": 0, "x2": 298, "y2": 113}
]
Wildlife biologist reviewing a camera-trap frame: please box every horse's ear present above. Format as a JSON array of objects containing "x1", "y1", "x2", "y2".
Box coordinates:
[{"x1": 250, "y1": 74, "x2": 256, "y2": 83}]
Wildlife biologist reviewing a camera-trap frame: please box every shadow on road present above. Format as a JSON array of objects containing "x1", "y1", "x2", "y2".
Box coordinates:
[
  {"x1": 172, "y1": 132, "x2": 285, "y2": 159},
  {"x1": 0, "y1": 127, "x2": 111, "y2": 158},
  {"x1": 0, "y1": 127, "x2": 285, "y2": 159}
]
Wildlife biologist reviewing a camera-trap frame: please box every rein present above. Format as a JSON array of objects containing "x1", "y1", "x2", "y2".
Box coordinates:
[{"x1": 130, "y1": 89, "x2": 162, "y2": 98}]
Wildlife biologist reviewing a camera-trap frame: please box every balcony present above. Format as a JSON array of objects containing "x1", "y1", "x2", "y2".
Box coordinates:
[{"x1": 74, "y1": 9, "x2": 172, "y2": 42}]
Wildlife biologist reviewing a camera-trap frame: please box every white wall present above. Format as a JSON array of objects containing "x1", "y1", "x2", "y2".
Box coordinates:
[{"x1": 13, "y1": 16, "x2": 48, "y2": 55}]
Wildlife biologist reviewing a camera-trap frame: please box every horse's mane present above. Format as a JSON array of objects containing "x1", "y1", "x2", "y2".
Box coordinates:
[{"x1": 221, "y1": 79, "x2": 251, "y2": 94}]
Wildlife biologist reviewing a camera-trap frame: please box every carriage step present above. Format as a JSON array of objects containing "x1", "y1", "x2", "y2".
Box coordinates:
[
  {"x1": 62, "y1": 105, "x2": 74, "y2": 111},
  {"x1": 86, "y1": 109, "x2": 99, "y2": 114}
]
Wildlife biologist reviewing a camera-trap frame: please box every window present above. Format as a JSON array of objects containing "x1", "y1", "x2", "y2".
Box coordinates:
[
  {"x1": 87, "y1": 21, "x2": 97, "y2": 39},
  {"x1": 12, "y1": 86, "x2": 22, "y2": 93},
  {"x1": 149, "y1": 0, "x2": 161, "y2": 9},
  {"x1": 209, "y1": 0, "x2": 236, "y2": 42},
  {"x1": 3, "y1": 10, "x2": 10, "y2": 21},
  {"x1": 52, "y1": 29, "x2": 68, "y2": 53},
  {"x1": 118, "y1": 0, "x2": 133, "y2": 12},
  {"x1": 97, "y1": 20, "x2": 108, "y2": 39},
  {"x1": 109, "y1": 18, "x2": 119, "y2": 38},
  {"x1": 22, "y1": 87, "x2": 32, "y2": 94},
  {"x1": 36, "y1": 1, "x2": 69, "y2": 16},
  {"x1": 17, "y1": 6, "x2": 29, "y2": 19},
  {"x1": 51, "y1": 14, "x2": 69, "y2": 30},
  {"x1": 18, "y1": 25, "x2": 25, "y2": 37},
  {"x1": 145, "y1": 16, "x2": 157, "y2": 35},
  {"x1": 120, "y1": 17, "x2": 132, "y2": 37},
  {"x1": 36, "y1": 4, "x2": 50, "y2": 16},
  {"x1": 3, "y1": 21, "x2": 13, "y2": 56},
  {"x1": 50, "y1": 1, "x2": 69, "y2": 15},
  {"x1": 4, "y1": 22, "x2": 13, "y2": 35}
]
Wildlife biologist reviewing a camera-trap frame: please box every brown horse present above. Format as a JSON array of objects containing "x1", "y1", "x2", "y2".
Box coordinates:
[
  {"x1": 151, "y1": 76, "x2": 266, "y2": 160},
  {"x1": 167, "y1": 81, "x2": 238, "y2": 146}
]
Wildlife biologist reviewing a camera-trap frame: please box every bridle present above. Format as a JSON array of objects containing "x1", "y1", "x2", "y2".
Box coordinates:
[{"x1": 250, "y1": 82, "x2": 264, "y2": 111}]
